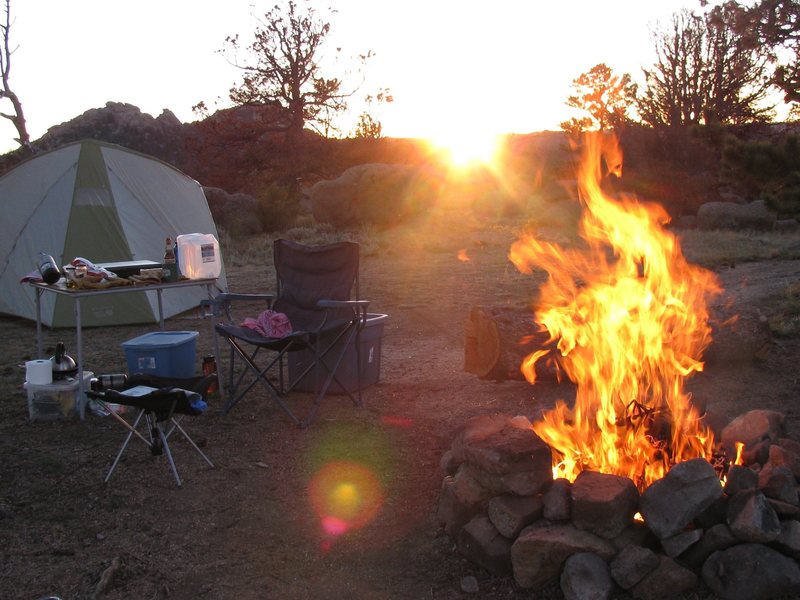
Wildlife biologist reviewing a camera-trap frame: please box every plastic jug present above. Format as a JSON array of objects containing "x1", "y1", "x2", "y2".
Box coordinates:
[{"x1": 176, "y1": 233, "x2": 222, "y2": 279}]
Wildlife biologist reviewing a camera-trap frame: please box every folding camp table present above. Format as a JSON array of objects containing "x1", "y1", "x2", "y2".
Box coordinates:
[{"x1": 29, "y1": 278, "x2": 223, "y2": 420}]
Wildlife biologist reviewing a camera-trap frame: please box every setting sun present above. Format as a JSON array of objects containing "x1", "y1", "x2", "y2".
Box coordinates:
[{"x1": 428, "y1": 128, "x2": 502, "y2": 168}]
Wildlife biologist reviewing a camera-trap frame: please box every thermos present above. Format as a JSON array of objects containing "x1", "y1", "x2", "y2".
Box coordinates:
[
  {"x1": 38, "y1": 252, "x2": 62, "y2": 284},
  {"x1": 90, "y1": 373, "x2": 128, "y2": 391}
]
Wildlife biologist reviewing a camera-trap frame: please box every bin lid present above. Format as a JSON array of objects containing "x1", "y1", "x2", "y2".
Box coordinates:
[{"x1": 122, "y1": 331, "x2": 199, "y2": 349}]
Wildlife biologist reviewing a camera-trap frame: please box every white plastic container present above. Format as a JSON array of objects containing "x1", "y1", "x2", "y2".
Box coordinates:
[
  {"x1": 24, "y1": 371, "x2": 94, "y2": 422},
  {"x1": 176, "y1": 233, "x2": 222, "y2": 279}
]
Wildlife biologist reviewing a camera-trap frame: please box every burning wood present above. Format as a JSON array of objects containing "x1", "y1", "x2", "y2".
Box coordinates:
[{"x1": 509, "y1": 133, "x2": 721, "y2": 489}]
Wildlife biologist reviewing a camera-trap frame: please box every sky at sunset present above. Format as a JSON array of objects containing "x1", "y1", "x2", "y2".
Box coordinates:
[{"x1": 1, "y1": 0, "x2": 697, "y2": 153}]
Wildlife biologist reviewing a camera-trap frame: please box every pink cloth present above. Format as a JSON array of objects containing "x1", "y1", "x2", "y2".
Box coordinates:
[{"x1": 242, "y1": 310, "x2": 292, "y2": 338}]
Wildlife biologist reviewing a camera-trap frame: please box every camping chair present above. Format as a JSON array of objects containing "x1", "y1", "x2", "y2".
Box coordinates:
[
  {"x1": 210, "y1": 239, "x2": 369, "y2": 428},
  {"x1": 89, "y1": 373, "x2": 216, "y2": 487}
]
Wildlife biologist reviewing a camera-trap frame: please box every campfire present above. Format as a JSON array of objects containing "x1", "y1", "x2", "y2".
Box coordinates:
[
  {"x1": 509, "y1": 133, "x2": 721, "y2": 490},
  {"x1": 440, "y1": 133, "x2": 800, "y2": 598}
]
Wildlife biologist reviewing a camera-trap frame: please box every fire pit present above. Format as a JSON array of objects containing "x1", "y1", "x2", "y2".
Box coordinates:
[
  {"x1": 437, "y1": 411, "x2": 800, "y2": 599},
  {"x1": 439, "y1": 134, "x2": 800, "y2": 598}
]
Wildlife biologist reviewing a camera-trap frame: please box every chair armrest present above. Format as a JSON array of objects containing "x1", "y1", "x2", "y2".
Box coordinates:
[
  {"x1": 201, "y1": 292, "x2": 274, "y2": 320},
  {"x1": 316, "y1": 299, "x2": 370, "y2": 309},
  {"x1": 217, "y1": 292, "x2": 275, "y2": 303}
]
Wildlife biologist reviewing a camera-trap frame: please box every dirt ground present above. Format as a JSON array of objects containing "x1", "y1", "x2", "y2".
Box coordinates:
[{"x1": 1, "y1": 219, "x2": 799, "y2": 600}]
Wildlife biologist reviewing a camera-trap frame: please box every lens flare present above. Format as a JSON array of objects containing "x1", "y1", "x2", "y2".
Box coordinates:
[{"x1": 308, "y1": 460, "x2": 384, "y2": 537}]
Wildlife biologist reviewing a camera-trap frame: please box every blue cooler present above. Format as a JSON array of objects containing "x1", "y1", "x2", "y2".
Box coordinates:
[{"x1": 122, "y1": 331, "x2": 199, "y2": 378}]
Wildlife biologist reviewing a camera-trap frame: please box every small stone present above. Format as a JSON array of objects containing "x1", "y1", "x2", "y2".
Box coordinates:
[
  {"x1": 543, "y1": 478, "x2": 571, "y2": 521},
  {"x1": 610, "y1": 545, "x2": 659, "y2": 590},
  {"x1": 460, "y1": 575, "x2": 479, "y2": 594},
  {"x1": 560, "y1": 552, "x2": 613, "y2": 600},
  {"x1": 660, "y1": 528, "x2": 702, "y2": 558},
  {"x1": 727, "y1": 489, "x2": 781, "y2": 543},
  {"x1": 95, "y1": 533, "x2": 106, "y2": 541},
  {"x1": 723, "y1": 464, "x2": 758, "y2": 496}
]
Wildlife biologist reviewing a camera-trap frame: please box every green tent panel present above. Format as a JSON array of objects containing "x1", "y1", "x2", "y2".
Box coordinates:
[{"x1": 0, "y1": 140, "x2": 227, "y2": 327}]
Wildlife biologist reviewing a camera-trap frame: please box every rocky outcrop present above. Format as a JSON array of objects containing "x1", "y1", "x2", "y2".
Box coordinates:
[
  {"x1": 696, "y1": 199, "x2": 777, "y2": 231},
  {"x1": 308, "y1": 163, "x2": 440, "y2": 228}
]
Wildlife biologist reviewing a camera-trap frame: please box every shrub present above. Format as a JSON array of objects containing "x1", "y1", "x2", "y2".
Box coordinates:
[{"x1": 255, "y1": 181, "x2": 303, "y2": 233}]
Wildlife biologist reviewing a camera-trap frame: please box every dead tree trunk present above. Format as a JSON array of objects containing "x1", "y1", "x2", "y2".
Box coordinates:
[{"x1": 464, "y1": 305, "x2": 562, "y2": 382}]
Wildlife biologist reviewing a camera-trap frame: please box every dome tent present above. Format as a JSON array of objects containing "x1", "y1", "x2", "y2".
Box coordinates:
[{"x1": 0, "y1": 139, "x2": 227, "y2": 327}]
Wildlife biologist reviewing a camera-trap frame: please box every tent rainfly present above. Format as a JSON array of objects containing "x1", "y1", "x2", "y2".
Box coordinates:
[{"x1": 0, "y1": 139, "x2": 227, "y2": 327}]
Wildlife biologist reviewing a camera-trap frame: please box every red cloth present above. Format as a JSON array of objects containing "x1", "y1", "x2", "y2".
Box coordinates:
[{"x1": 242, "y1": 310, "x2": 292, "y2": 338}]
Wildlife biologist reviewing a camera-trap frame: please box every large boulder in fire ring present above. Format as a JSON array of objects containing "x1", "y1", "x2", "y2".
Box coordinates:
[
  {"x1": 701, "y1": 543, "x2": 800, "y2": 600},
  {"x1": 511, "y1": 522, "x2": 615, "y2": 588},
  {"x1": 639, "y1": 458, "x2": 724, "y2": 539},
  {"x1": 449, "y1": 414, "x2": 553, "y2": 496},
  {"x1": 720, "y1": 409, "x2": 786, "y2": 450},
  {"x1": 571, "y1": 470, "x2": 640, "y2": 539}
]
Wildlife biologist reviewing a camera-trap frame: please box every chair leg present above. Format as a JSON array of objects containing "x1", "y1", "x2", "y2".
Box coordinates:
[
  {"x1": 169, "y1": 417, "x2": 214, "y2": 467},
  {"x1": 156, "y1": 421, "x2": 182, "y2": 487},
  {"x1": 104, "y1": 409, "x2": 147, "y2": 483}
]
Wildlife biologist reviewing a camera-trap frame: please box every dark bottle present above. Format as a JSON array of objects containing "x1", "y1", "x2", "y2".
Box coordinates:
[
  {"x1": 202, "y1": 355, "x2": 218, "y2": 394},
  {"x1": 163, "y1": 237, "x2": 177, "y2": 282},
  {"x1": 38, "y1": 252, "x2": 62, "y2": 284}
]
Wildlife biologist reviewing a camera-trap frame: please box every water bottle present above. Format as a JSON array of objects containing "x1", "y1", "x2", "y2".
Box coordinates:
[{"x1": 37, "y1": 252, "x2": 62, "y2": 284}]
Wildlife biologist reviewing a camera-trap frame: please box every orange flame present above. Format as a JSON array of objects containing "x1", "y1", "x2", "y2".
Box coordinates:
[
  {"x1": 457, "y1": 249, "x2": 471, "y2": 262},
  {"x1": 509, "y1": 133, "x2": 721, "y2": 490}
]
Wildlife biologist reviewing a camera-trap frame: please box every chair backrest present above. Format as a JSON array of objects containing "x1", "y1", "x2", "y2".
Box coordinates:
[{"x1": 272, "y1": 239, "x2": 360, "y2": 330}]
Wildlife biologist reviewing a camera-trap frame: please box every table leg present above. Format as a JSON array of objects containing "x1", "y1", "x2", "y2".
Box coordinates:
[
  {"x1": 35, "y1": 287, "x2": 43, "y2": 358},
  {"x1": 206, "y1": 283, "x2": 224, "y2": 397},
  {"x1": 157, "y1": 289, "x2": 165, "y2": 330},
  {"x1": 75, "y1": 298, "x2": 86, "y2": 420}
]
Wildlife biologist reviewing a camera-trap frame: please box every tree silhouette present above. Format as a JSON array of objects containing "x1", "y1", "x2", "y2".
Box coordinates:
[
  {"x1": 222, "y1": 1, "x2": 350, "y2": 147},
  {"x1": 716, "y1": 0, "x2": 800, "y2": 104},
  {"x1": 638, "y1": 7, "x2": 773, "y2": 127},
  {"x1": 560, "y1": 63, "x2": 637, "y2": 134},
  {"x1": 0, "y1": 0, "x2": 30, "y2": 150}
]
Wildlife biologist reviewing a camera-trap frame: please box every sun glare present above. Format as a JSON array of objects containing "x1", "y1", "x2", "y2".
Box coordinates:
[{"x1": 429, "y1": 128, "x2": 501, "y2": 168}]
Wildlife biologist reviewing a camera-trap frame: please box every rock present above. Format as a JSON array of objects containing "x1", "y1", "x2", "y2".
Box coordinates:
[
  {"x1": 309, "y1": 163, "x2": 438, "y2": 228},
  {"x1": 741, "y1": 438, "x2": 772, "y2": 467},
  {"x1": 451, "y1": 464, "x2": 496, "y2": 505},
  {"x1": 543, "y1": 478, "x2": 571, "y2": 521},
  {"x1": 439, "y1": 449, "x2": 459, "y2": 476},
  {"x1": 727, "y1": 489, "x2": 781, "y2": 543},
  {"x1": 448, "y1": 415, "x2": 552, "y2": 496},
  {"x1": 511, "y1": 523, "x2": 615, "y2": 588},
  {"x1": 775, "y1": 218, "x2": 799, "y2": 232},
  {"x1": 436, "y1": 475, "x2": 485, "y2": 537},
  {"x1": 630, "y1": 555, "x2": 698, "y2": 600},
  {"x1": 768, "y1": 497, "x2": 800, "y2": 518},
  {"x1": 457, "y1": 515, "x2": 512, "y2": 576},
  {"x1": 767, "y1": 443, "x2": 800, "y2": 479},
  {"x1": 774, "y1": 519, "x2": 800, "y2": 559},
  {"x1": 610, "y1": 545, "x2": 660, "y2": 590},
  {"x1": 696, "y1": 199, "x2": 777, "y2": 231},
  {"x1": 758, "y1": 464, "x2": 799, "y2": 505},
  {"x1": 202, "y1": 187, "x2": 261, "y2": 235},
  {"x1": 720, "y1": 410, "x2": 786, "y2": 449},
  {"x1": 450, "y1": 415, "x2": 552, "y2": 476},
  {"x1": 487, "y1": 494, "x2": 544, "y2": 539},
  {"x1": 571, "y1": 471, "x2": 640, "y2": 539},
  {"x1": 723, "y1": 464, "x2": 759, "y2": 496},
  {"x1": 681, "y1": 523, "x2": 738, "y2": 568},
  {"x1": 694, "y1": 494, "x2": 729, "y2": 529},
  {"x1": 702, "y1": 543, "x2": 800, "y2": 600},
  {"x1": 640, "y1": 458, "x2": 724, "y2": 539},
  {"x1": 611, "y1": 521, "x2": 656, "y2": 551},
  {"x1": 560, "y1": 552, "x2": 614, "y2": 600},
  {"x1": 460, "y1": 575, "x2": 479, "y2": 594},
  {"x1": 660, "y1": 528, "x2": 702, "y2": 558}
]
